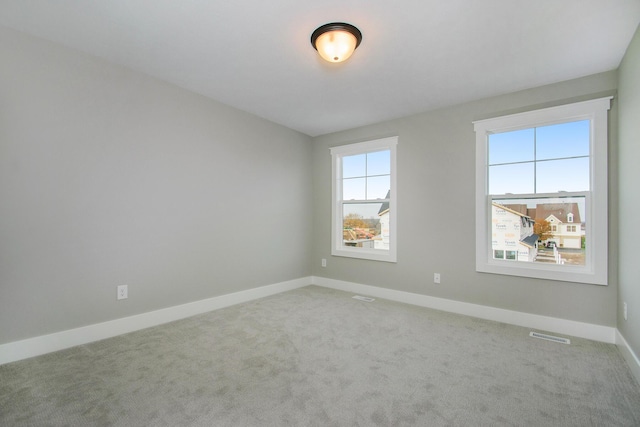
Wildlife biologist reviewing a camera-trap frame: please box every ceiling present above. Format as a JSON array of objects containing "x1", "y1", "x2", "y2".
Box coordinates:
[{"x1": 1, "y1": 1, "x2": 639, "y2": 137}]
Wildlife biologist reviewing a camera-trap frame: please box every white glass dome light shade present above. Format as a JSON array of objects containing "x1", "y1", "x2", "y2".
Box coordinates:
[
  {"x1": 315, "y1": 30, "x2": 357, "y2": 63},
  {"x1": 311, "y1": 23, "x2": 362, "y2": 63}
]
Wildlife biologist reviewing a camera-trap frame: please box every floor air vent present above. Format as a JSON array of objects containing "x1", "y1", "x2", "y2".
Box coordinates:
[
  {"x1": 352, "y1": 295, "x2": 375, "y2": 302},
  {"x1": 529, "y1": 331, "x2": 570, "y2": 344}
]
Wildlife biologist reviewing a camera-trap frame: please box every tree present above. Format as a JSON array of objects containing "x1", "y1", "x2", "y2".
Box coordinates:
[
  {"x1": 343, "y1": 213, "x2": 368, "y2": 229},
  {"x1": 534, "y1": 219, "x2": 553, "y2": 242}
]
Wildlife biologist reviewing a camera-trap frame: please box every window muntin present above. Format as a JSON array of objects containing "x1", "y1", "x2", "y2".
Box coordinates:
[
  {"x1": 331, "y1": 137, "x2": 397, "y2": 262},
  {"x1": 474, "y1": 97, "x2": 611, "y2": 285}
]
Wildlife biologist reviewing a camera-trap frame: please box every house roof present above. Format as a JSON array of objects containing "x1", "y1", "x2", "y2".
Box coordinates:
[
  {"x1": 535, "y1": 203, "x2": 581, "y2": 224},
  {"x1": 502, "y1": 203, "x2": 581, "y2": 224},
  {"x1": 343, "y1": 228, "x2": 375, "y2": 241},
  {"x1": 502, "y1": 204, "x2": 528, "y2": 216},
  {"x1": 1, "y1": 2, "x2": 638, "y2": 136},
  {"x1": 520, "y1": 234, "x2": 539, "y2": 248},
  {"x1": 493, "y1": 203, "x2": 532, "y2": 220},
  {"x1": 378, "y1": 190, "x2": 391, "y2": 216}
]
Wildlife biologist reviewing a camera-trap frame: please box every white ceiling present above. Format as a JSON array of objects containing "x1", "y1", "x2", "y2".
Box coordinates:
[{"x1": 1, "y1": 1, "x2": 639, "y2": 136}]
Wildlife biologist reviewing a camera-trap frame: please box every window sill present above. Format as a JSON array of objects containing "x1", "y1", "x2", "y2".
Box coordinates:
[
  {"x1": 476, "y1": 260, "x2": 606, "y2": 285},
  {"x1": 332, "y1": 247, "x2": 397, "y2": 263}
]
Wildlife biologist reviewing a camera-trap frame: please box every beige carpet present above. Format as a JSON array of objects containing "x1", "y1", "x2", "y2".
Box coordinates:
[{"x1": 1, "y1": 285, "x2": 639, "y2": 426}]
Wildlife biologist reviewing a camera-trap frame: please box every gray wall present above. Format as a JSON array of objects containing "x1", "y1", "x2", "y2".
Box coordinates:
[
  {"x1": 312, "y1": 71, "x2": 618, "y2": 326},
  {"x1": 0, "y1": 27, "x2": 313, "y2": 345},
  {"x1": 618, "y1": 25, "x2": 640, "y2": 358}
]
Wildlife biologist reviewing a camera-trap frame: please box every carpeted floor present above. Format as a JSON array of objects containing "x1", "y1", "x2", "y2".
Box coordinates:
[{"x1": 1, "y1": 285, "x2": 639, "y2": 426}]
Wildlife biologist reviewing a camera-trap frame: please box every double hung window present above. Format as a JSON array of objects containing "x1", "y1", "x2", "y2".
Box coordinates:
[
  {"x1": 330, "y1": 137, "x2": 397, "y2": 262},
  {"x1": 474, "y1": 97, "x2": 611, "y2": 285}
]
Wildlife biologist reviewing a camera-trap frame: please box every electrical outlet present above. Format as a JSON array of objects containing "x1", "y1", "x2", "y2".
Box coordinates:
[
  {"x1": 434, "y1": 273, "x2": 441, "y2": 284},
  {"x1": 321, "y1": 258, "x2": 327, "y2": 267},
  {"x1": 117, "y1": 285, "x2": 128, "y2": 300},
  {"x1": 623, "y1": 302, "x2": 628, "y2": 321}
]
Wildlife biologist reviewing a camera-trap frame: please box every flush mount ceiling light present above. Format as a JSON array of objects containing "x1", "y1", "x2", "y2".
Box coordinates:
[{"x1": 311, "y1": 22, "x2": 362, "y2": 63}]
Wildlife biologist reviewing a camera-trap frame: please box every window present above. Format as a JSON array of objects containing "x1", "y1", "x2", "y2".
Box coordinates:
[
  {"x1": 330, "y1": 137, "x2": 397, "y2": 262},
  {"x1": 474, "y1": 97, "x2": 611, "y2": 285},
  {"x1": 494, "y1": 249, "x2": 517, "y2": 261}
]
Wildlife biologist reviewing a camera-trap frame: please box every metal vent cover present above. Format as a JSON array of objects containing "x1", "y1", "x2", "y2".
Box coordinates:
[
  {"x1": 352, "y1": 295, "x2": 375, "y2": 302},
  {"x1": 530, "y1": 331, "x2": 571, "y2": 344}
]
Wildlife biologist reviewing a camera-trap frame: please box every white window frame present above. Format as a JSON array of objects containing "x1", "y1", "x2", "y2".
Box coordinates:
[
  {"x1": 474, "y1": 97, "x2": 611, "y2": 285},
  {"x1": 330, "y1": 136, "x2": 398, "y2": 262}
]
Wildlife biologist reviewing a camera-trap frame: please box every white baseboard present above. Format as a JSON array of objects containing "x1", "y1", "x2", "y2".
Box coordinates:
[
  {"x1": 616, "y1": 330, "x2": 640, "y2": 385},
  {"x1": 311, "y1": 276, "x2": 617, "y2": 344},
  {"x1": 0, "y1": 277, "x2": 311, "y2": 366},
  {"x1": 3, "y1": 276, "x2": 633, "y2": 376}
]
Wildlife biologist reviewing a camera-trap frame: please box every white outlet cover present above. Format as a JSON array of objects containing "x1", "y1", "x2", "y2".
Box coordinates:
[{"x1": 117, "y1": 285, "x2": 128, "y2": 300}]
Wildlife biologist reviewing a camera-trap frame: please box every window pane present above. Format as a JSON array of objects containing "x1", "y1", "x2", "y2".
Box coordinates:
[
  {"x1": 342, "y1": 154, "x2": 366, "y2": 178},
  {"x1": 342, "y1": 203, "x2": 389, "y2": 251},
  {"x1": 367, "y1": 150, "x2": 390, "y2": 175},
  {"x1": 488, "y1": 128, "x2": 534, "y2": 165},
  {"x1": 367, "y1": 176, "x2": 390, "y2": 200},
  {"x1": 492, "y1": 196, "x2": 586, "y2": 266},
  {"x1": 343, "y1": 177, "x2": 365, "y2": 200},
  {"x1": 536, "y1": 157, "x2": 589, "y2": 193},
  {"x1": 536, "y1": 120, "x2": 589, "y2": 161},
  {"x1": 489, "y1": 163, "x2": 534, "y2": 195}
]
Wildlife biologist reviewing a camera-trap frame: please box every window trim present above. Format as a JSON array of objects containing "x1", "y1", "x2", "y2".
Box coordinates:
[
  {"x1": 473, "y1": 97, "x2": 612, "y2": 285},
  {"x1": 330, "y1": 136, "x2": 398, "y2": 262}
]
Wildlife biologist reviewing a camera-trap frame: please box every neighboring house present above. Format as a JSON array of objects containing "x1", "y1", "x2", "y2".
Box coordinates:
[
  {"x1": 492, "y1": 203, "x2": 538, "y2": 262},
  {"x1": 502, "y1": 202, "x2": 584, "y2": 249},
  {"x1": 343, "y1": 228, "x2": 377, "y2": 248},
  {"x1": 375, "y1": 191, "x2": 390, "y2": 250},
  {"x1": 535, "y1": 203, "x2": 582, "y2": 249}
]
